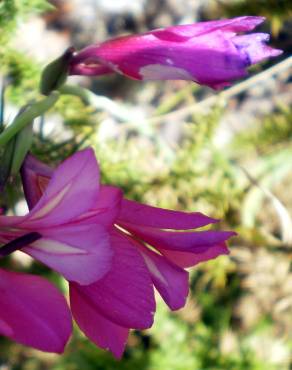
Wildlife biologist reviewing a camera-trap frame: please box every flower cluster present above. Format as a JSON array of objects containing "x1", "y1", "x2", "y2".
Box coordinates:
[{"x1": 0, "y1": 15, "x2": 281, "y2": 358}]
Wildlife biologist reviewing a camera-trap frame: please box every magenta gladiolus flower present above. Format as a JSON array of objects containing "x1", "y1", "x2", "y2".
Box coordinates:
[
  {"x1": 19, "y1": 149, "x2": 235, "y2": 358},
  {"x1": 0, "y1": 149, "x2": 114, "y2": 285},
  {"x1": 69, "y1": 16, "x2": 282, "y2": 89}
]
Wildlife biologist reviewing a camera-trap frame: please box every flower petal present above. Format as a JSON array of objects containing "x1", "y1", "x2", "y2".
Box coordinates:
[
  {"x1": 70, "y1": 282, "x2": 129, "y2": 359},
  {"x1": 158, "y1": 242, "x2": 230, "y2": 268},
  {"x1": 21, "y1": 154, "x2": 52, "y2": 210},
  {"x1": 0, "y1": 268, "x2": 72, "y2": 352},
  {"x1": 24, "y1": 148, "x2": 100, "y2": 227},
  {"x1": 151, "y1": 16, "x2": 265, "y2": 41},
  {"x1": 69, "y1": 230, "x2": 155, "y2": 329},
  {"x1": 75, "y1": 185, "x2": 122, "y2": 227},
  {"x1": 232, "y1": 33, "x2": 282, "y2": 64},
  {"x1": 0, "y1": 214, "x2": 25, "y2": 228},
  {"x1": 138, "y1": 244, "x2": 189, "y2": 310},
  {"x1": 124, "y1": 224, "x2": 235, "y2": 252},
  {"x1": 119, "y1": 199, "x2": 218, "y2": 229},
  {"x1": 24, "y1": 224, "x2": 112, "y2": 285},
  {"x1": 22, "y1": 157, "x2": 122, "y2": 228},
  {"x1": 70, "y1": 63, "x2": 113, "y2": 76}
]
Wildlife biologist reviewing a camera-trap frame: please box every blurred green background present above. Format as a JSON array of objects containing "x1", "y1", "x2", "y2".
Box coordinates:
[{"x1": 0, "y1": 0, "x2": 291, "y2": 369}]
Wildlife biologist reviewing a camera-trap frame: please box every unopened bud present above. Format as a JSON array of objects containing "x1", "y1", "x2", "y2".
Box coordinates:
[{"x1": 40, "y1": 47, "x2": 75, "y2": 95}]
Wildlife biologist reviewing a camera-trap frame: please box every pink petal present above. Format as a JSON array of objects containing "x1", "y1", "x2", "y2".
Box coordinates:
[
  {"x1": 24, "y1": 148, "x2": 100, "y2": 227},
  {"x1": 151, "y1": 16, "x2": 265, "y2": 41},
  {"x1": 0, "y1": 268, "x2": 72, "y2": 352},
  {"x1": 0, "y1": 214, "x2": 24, "y2": 228},
  {"x1": 24, "y1": 223, "x2": 112, "y2": 285},
  {"x1": 137, "y1": 244, "x2": 189, "y2": 310},
  {"x1": 232, "y1": 33, "x2": 282, "y2": 64},
  {"x1": 69, "y1": 230, "x2": 155, "y2": 329},
  {"x1": 70, "y1": 63, "x2": 113, "y2": 76},
  {"x1": 70, "y1": 283, "x2": 129, "y2": 359},
  {"x1": 158, "y1": 242, "x2": 230, "y2": 268},
  {"x1": 76, "y1": 185, "x2": 122, "y2": 227},
  {"x1": 21, "y1": 154, "x2": 52, "y2": 210},
  {"x1": 22, "y1": 158, "x2": 122, "y2": 228},
  {"x1": 124, "y1": 224, "x2": 235, "y2": 252},
  {"x1": 119, "y1": 198, "x2": 218, "y2": 229}
]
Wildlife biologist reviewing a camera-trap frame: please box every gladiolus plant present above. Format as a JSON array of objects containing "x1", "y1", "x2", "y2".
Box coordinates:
[{"x1": 0, "y1": 12, "x2": 282, "y2": 359}]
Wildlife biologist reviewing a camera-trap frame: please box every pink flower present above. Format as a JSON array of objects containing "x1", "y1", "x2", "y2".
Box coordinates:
[
  {"x1": 69, "y1": 16, "x2": 282, "y2": 89},
  {"x1": 0, "y1": 149, "x2": 114, "y2": 285},
  {"x1": 0, "y1": 268, "x2": 72, "y2": 353},
  {"x1": 20, "y1": 149, "x2": 235, "y2": 358}
]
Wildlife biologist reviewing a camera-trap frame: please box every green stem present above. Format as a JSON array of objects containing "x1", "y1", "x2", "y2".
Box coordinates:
[
  {"x1": 0, "y1": 92, "x2": 59, "y2": 147},
  {"x1": 59, "y1": 84, "x2": 91, "y2": 105}
]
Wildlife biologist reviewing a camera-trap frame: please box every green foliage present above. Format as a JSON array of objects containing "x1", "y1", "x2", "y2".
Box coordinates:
[
  {"x1": 98, "y1": 106, "x2": 242, "y2": 219},
  {"x1": 0, "y1": 0, "x2": 53, "y2": 46},
  {"x1": 220, "y1": 0, "x2": 292, "y2": 17},
  {"x1": 232, "y1": 105, "x2": 292, "y2": 154},
  {"x1": 0, "y1": 0, "x2": 52, "y2": 105},
  {"x1": 1, "y1": 50, "x2": 41, "y2": 105}
]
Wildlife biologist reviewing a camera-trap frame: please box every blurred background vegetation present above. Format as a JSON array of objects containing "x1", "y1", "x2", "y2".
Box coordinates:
[{"x1": 0, "y1": 0, "x2": 291, "y2": 369}]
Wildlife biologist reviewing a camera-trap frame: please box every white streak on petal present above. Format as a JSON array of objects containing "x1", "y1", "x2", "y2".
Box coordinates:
[
  {"x1": 31, "y1": 238, "x2": 87, "y2": 255},
  {"x1": 30, "y1": 183, "x2": 71, "y2": 220},
  {"x1": 141, "y1": 253, "x2": 168, "y2": 286},
  {"x1": 139, "y1": 64, "x2": 193, "y2": 80},
  {"x1": 106, "y1": 61, "x2": 123, "y2": 74}
]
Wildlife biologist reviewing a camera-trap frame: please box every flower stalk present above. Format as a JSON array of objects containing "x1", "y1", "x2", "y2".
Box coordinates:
[{"x1": 0, "y1": 92, "x2": 59, "y2": 147}]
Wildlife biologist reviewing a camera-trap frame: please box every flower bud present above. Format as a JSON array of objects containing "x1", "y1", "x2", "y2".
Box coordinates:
[{"x1": 40, "y1": 47, "x2": 75, "y2": 95}]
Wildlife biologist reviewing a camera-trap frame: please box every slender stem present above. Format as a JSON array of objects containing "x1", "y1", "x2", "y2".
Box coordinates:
[
  {"x1": 0, "y1": 92, "x2": 59, "y2": 147},
  {"x1": 59, "y1": 84, "x2": 91, "y2": 104},
  {"x1": 39, "y1": 115, "x2": 45, "y2": 141},
  {"x1": 59, "y1": 84, "x2": 143, "y2": 123},
  {"x1": 0, "y1": 232, "x2": 42, "y2": 257}
]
